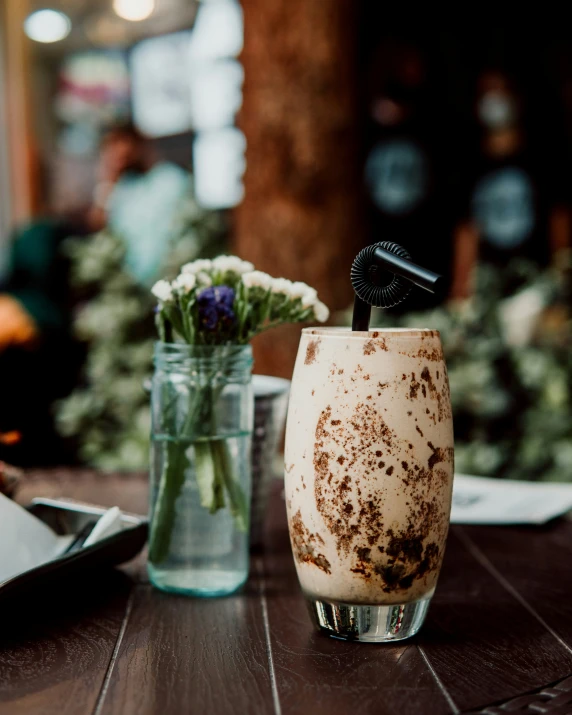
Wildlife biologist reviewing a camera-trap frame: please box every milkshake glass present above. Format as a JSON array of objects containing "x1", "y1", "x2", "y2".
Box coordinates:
[{"x1": 284, "y1": 327, "x2": 454, "y2": 642}]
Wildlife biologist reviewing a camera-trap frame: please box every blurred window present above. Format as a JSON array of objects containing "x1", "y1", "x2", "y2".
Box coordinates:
[
  {"x1": 193, "y1": 127, "x2": 245, "y2": 209},
  {"x1": 189, "y1": 0, "x2": 245, "y2": 209},
  {"x1": 131, "y1": 31, "x2": 193, "y2": 138}
]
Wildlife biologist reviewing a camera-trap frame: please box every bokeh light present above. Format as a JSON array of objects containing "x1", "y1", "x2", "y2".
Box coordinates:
[
  {"x1": 24, "y1": 9, "x2": 72, "y2": 44},
  {"x1": 113, "y1": 0, "x2": 156, "y2": 22}
]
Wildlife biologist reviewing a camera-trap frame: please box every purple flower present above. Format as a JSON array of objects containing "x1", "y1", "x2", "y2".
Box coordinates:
[
  {"x1": 197, "y1": 285, "x2": 236, "y2": 332},
  {"x1": 201, "y1": 305, "x2": 219, "y2": 330},
  {"x1": 216, "y1": 286, "x2": 235, "y2": 307}
]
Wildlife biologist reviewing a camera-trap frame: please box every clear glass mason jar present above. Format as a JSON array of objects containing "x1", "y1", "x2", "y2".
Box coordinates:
[{"x1": 148, "y1": 342, "x2": 254, "y2": 597}]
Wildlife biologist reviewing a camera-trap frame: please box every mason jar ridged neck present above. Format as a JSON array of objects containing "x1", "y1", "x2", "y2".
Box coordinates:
[{"x1": 154, "y1": 342, "x2": 253, "y2": 382}]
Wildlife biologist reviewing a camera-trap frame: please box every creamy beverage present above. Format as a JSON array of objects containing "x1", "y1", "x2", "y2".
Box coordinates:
[{"x1": 284, "y1": 327, "x2": 454, "y2": 641}]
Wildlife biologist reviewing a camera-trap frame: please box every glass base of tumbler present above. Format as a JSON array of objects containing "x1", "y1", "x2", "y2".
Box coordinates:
[{"x1": 307, "y1": 595, "x2": 431, "y2": 643}]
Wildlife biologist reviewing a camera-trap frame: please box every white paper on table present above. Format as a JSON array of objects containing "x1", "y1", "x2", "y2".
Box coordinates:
[
  {"x1": 451, "y1": 474, "x2": 572, "y2": 525},
  {"x1": 0, "y1": 493, "x2": 74, "y2": 584},
  {"x1": 0, "y1": 495, "x2": 125, "y2": 585}
]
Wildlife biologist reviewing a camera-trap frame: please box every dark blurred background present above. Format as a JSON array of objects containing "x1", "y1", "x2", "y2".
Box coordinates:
[{"x1": 1, "y1": 3, "x2": 571, "y2": 479}]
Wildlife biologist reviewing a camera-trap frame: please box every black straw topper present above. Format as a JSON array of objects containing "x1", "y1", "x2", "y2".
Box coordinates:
[{"x1": 351, "y1": 242, "x2": 443, "y2": 331}]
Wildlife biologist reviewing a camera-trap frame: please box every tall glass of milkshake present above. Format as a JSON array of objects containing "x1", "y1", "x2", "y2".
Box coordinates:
[{"x1": 284, "y1": 327, "x2": 454, "y2": 642}]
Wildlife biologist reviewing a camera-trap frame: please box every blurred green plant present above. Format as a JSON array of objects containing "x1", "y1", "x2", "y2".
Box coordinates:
[{"x1": 55, "y1": 194, "x2": 226, "y2": 470}]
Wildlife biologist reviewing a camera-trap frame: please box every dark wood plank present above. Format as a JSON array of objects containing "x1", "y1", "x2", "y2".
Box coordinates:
[
  {"x1": 0, "y1": 571, "x2": 132, "y2": 715},
  {"x1": 9, "y1": 470, "x2": 572, "y2": 715},
  {"x1": 418, "y1": 526, "x2": 572, "y2": 713},
  {"x1": 469, "y1": 673, "x2": 572, "y2": 714},
  {"x1": 261, "y1": 485, "x2": 455, "y2": 715},
  {"x1": 460, "y1": 521, "x2": 572, "y2": 653},
  {"x1": 98, "y1": 583, "x2": 275, "y2": 715},
  {"x1": 16, "y1": 470, "x2": 149, "y2": 517}
]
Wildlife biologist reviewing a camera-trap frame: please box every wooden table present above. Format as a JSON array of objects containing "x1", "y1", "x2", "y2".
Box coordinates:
[{"x1": 2, "y1": 470, "x2": 572, "y2": 715}]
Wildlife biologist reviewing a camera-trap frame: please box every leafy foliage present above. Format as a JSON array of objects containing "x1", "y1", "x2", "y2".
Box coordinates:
[{"x1": 55, "y1": 196, "x2": 226, "y2": 469}]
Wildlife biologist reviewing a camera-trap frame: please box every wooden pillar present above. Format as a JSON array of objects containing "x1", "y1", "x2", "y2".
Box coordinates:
[
  {"x1": 0, "y1": 15, "x2": 12, "y2": 262},
  {"x1": 1, "y1": 0, "x2": 38, "y2": 228},
  {"x1": 234, "y1": 0, "x2": 362, "y2": 378}
]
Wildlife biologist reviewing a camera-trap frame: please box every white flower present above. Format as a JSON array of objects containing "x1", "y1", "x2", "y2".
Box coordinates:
[
  {"x1": 289, "y1": 281, "x2": 318, "y2": 302},
  {"x1": 313, "y1": 301, "x2": 329, "y2": 323},
  {"x1": 196, "y1": 271, "x2": 213, "y2": 287},
  {"x1": 212, "y1": 255, "x2": 254, "y2": 274},
  {"x1": 242, "y1": 270, "x2": 273, "y2": 291},
  {"x1": 172, "y1": 272, "x2": 196, "y2": 294},
  {"x1": 271, "y1": 278, "x2": 293, "y2": 295},
  {"x1": 499, "y1": 285, "x2": 545, "y2": 348},
  {"x1": 238, "y1": 260, "x2": 255, "y2": 274},
  {"x1": 181, "y1": 259, "x2": 213, "y2": 275},
  {"x1": 151, "y1": 279, "x2": 174, "y2": 303},
  {"x1": 301, "y1": 292, "x2": 318, "y2": 309}
]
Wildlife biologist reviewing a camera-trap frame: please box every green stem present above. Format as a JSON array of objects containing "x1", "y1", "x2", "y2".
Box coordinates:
[
  {"x1": 213, "y1": 439, "x2": 249, "y2": 531},
  {"x1": 148, "y1": 439, "x2": 189, "y2": 564},
  {"x1": 194, "y1": 439, "x2": 225, "y2": 512},
  {"x1": 148, "y1": 382, "x2": 206, "y2": 564}
]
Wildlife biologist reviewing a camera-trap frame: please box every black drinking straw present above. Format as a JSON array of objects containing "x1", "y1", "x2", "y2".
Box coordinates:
[{"x1": 351, "y1": 242, "x2": 443, "y2": 331}]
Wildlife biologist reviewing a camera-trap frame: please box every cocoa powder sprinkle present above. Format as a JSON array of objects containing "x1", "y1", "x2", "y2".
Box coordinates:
[
  {"x1": 305, "y1": 339, "x2": 319, "y2": 365},
  {"x1": 290, "y1": 510, "x2": 332, "y2": 574}
]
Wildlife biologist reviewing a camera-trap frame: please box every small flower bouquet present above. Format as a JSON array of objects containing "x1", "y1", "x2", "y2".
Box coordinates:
[
  {"x1": 152, "y1": 256, "x2": 329, "y2": 344},
  {"x1": 148, "y1": 256, "x2": 328, "y2": 582}
]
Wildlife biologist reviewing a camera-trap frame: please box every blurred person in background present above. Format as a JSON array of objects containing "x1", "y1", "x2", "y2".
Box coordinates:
[
  {"x1": 89, "y1": 125, "x2": 190, "y2": 285},
  {"x1": 450, "y1": 69, "x2": 571, "y2": 300},
  {"x1": 0, "y1": 124, "x2": 189, "y2": 465}
]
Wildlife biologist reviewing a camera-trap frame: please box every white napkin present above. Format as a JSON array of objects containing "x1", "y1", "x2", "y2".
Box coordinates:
[
  {"x1": 0, "y1": 494, "x2": 124, "y2": 585},
  {"x1": 451, "y1": 474, "x2": 572, "y2": 525},
  {"x1": 0, "y1": 493, "x2": 73, "y2": 583}
]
